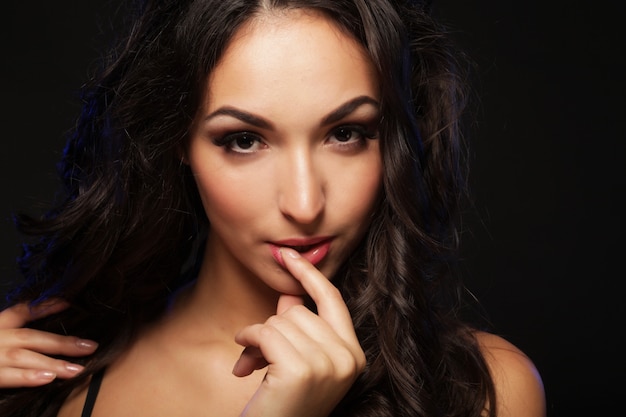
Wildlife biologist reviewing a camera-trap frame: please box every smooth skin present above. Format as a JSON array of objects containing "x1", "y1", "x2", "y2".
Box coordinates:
[
  {"x1": 232, "y1": 248, "x2": 366, "y2": 417},
  {"x1": 0, "y1": 300, "x2": 98, "y2": 388},
  {"x1": 61, "y1": 10, "x2": 378, "y2": 417},
  {"x1": 57, "y1": 249, "x2": 366, "y2": 417},
  {"x1": 1, "y1": 9, "x2": 545, "y2": 417},
  {"x1": 479, "y1": 333, "x2": 546, "y2": 417}
]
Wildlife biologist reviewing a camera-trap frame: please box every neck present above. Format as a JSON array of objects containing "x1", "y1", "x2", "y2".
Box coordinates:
[{"x1": 163, "y1": 234, "x2": 279, "y2": 345}]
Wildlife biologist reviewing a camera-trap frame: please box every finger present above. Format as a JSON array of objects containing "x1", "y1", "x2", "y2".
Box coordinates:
[
  {"x1": 279, "y1": 248, "x2": 356, "y2": 339},
  {"x1": 1, "y1": 328, "x2": 98, "y2": 357},
  {"x1": 276, "y1": 294, "x2": 304, "y2": 315},
  {"x1": 0, "y1": 347, "x2": 86, "y2": 379},
  {"x1": 0, "y1": 367, "x2": 58, "y2": 388},
  {"x1": 234, "y1": 309, "x2": 330, "y2": 378},
  {"x1": 0, "y1": 299, "x2": 70, "y2": 329},
  {"x1": 232, "y1": 346, "x2": 268, "y2": 377},
  {"x1": 233, "y1": 323, "x2": 301, "y2": 377},
  {"x1": 235, "y1": 316, "x2": 362, "y2": 387}
]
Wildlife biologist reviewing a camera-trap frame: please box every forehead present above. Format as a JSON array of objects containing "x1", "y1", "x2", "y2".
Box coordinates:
[{"x1": 204, "y1": 10, "x2": 379, "y2": 115}]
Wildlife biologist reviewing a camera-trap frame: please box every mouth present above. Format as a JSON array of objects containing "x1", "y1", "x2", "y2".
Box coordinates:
[{"x1": 268, "y1": 237, "x2": 334, "y2": 267}]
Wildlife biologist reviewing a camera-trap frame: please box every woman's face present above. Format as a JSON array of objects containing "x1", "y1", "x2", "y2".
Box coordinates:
[{"x1": 187, "y1": 10, "x2": 382, "y2": 295}]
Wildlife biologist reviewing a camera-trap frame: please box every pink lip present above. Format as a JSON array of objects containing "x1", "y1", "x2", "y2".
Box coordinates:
[{"x1": 269, "y1": 237, "x2": 333, "y2": 267}]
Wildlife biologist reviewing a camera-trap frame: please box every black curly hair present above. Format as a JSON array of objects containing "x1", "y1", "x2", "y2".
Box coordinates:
[{"x1": 1, "y1": 1, "x2": 495, "y2": 416}]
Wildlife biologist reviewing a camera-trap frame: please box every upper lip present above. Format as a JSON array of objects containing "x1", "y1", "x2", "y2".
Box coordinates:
[{"x1": 269, "y1": 236, "x2": 333, "y2": 247}]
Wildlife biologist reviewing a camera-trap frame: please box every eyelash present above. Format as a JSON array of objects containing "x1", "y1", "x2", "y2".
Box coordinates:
[
  {"x1": 213, "y1": 132, "x2": 264, "y2": 154},
  {"x1": 213, "y1": 124, "x2": 378, "y2": 155},
  {"x1": 327, "y1": 124, "x2": 378, "y2": 149}
]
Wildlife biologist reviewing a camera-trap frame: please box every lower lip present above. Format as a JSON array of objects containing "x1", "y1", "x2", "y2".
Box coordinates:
[{"x1": 269, "y1": 239, "x2": 332, "y2": 267}]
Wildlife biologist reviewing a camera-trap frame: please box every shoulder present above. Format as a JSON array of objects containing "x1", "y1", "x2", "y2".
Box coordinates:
[{"x1": 474, "y1": 331, "x2": 546, "y2": 417}]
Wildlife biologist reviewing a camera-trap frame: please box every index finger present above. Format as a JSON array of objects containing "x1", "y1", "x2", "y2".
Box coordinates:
[
  {"x1": 0, "y1": 299, "x2": 69, "y2": 329},
  {"x1": 279, "y1": 248, "x2": 356, "y2": 337}
]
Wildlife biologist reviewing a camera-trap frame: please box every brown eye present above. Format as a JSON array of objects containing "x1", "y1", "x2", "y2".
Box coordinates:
[
  {"x1": 333, "y1": 127, "x2": 355, "y2": 142},
  {"x1": 328, "y1": 124, "x2": 377, "y2": 146},
  {"x1": 217, "y1": 131, "x2": 265, "y2": 154},
  {"x1": 233, "y1": 134, "x2": 257, "y2": 150}
]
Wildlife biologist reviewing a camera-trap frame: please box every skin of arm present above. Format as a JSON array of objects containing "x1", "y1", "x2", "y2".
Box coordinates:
[{"x1": 476, "y1": 332, "x2": 547, "y2": 417}]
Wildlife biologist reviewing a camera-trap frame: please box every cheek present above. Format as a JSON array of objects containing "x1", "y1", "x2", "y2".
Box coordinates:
[
  {"x1": 194, "y1": 171, "x2": 259, "y2": 224},
  {"x1": 335, "y1": 157, "x2": 382, "y2": 221}
]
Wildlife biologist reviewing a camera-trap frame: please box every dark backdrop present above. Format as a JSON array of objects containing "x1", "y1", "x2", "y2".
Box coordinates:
[{"x1": 1, "y1": 1, "x2": 624, "y2": 415}]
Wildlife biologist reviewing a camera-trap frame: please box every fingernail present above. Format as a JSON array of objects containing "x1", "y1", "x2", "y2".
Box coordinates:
[
  {"x1": 35, "y1": 370, "x2": 56, "y2": 381},
  {"x1": 76, "y1": 339, "x2": 99, "y2": 350},
  {"x1": 232, "y1": 357, "x2": 243, "y2": 376},
  {"x1": 281, "y1": 248, "x2": 300, "y2": 260},
  {"x1": 65, "y1": 363, "x2": 85, "y2": 373}
]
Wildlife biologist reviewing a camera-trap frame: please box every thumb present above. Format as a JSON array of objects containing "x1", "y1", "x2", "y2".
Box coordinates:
[{"x1": 276, "y1": 294, "x2": 304, "y2": 315}]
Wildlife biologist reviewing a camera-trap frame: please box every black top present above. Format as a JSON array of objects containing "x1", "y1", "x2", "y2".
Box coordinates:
[{"x1": 80, "y1": 368, "x2": 105, "y2": 417}]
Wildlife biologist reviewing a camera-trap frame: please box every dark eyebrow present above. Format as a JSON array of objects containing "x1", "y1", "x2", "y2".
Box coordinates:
[
  {"x1": 204, "y1": 108, "x2": 273, "y2": 129},
  {"x1": 203, "y1": 95, "x2": 379, "y2": 129},
  {"x1": 320, "y1": 95, "x2": 380, "y2": 126}
]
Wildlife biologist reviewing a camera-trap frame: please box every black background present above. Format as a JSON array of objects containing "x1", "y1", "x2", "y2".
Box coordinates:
[{"x1": 1, "y1": 1, "x2": 624, "y2": 415}]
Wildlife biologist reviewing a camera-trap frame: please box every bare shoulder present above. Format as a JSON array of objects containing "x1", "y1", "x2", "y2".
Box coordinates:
[{"x1": 474, "y1": 331, "x2": 546, "y2": 417}]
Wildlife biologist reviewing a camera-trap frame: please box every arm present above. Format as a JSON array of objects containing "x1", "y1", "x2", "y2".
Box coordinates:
[
  {"x1": 0, "y1": 300, "x2": 98, "y2": 388},
  {"x1": 476, "y1": 332, "x2": 547, "y2": 417}
]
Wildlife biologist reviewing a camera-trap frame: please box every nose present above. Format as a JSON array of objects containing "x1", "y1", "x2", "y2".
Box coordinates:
[{"x1": 278, "y1": 150, "x2": 325, "y2": 225}]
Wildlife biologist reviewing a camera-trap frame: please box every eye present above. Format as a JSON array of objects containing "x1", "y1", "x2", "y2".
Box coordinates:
[
  {"x1": 216, "y1": 132, "x2": 266, "y2": 154},
  {"x1": 332, "y1": 127, "x2": 359, "y2": 142},
  {"x1": 328, "y1": 125, "x2": 377, "y2": 147}
]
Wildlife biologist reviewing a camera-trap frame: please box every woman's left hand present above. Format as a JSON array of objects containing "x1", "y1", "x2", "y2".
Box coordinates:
[{"x1": 232, "y1": 248, "x2": 366, "y2": 417}]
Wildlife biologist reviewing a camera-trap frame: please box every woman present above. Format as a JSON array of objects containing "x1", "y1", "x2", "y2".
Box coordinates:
[{"x1": 0, "y1": 0, "x2": 545, "y2": 416}]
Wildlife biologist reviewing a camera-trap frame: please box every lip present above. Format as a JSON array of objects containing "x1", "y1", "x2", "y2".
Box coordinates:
[{"x1": 269, "y1": 236, "x2": 334, "y2": 267}]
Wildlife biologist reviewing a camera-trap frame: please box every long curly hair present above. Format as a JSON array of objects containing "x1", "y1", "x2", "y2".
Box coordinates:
[{"x1": 0, "y1": 1, "x2": 495, "y2": 416}]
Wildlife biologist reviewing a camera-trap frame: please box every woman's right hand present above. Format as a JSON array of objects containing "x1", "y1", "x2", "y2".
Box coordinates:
[{"x1": 0, "y1": 299, "x2": 98, "y2": 388}]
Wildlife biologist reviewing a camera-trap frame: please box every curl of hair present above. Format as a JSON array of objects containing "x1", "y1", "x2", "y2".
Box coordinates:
[{"x1": 1, "y1": 1, "x2": 495, "y2": 416}]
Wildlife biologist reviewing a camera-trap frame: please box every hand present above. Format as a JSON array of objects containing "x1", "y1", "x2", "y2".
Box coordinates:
[
  {"x1": 0, "y1": 299, "x2": 98, "y2": 388},
  {"x1": 232, "y1": 248, "x2": 366, "y2": 417}
]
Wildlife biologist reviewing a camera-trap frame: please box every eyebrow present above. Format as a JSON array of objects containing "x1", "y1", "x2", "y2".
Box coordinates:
[
  {"x1": 204, "y1": 107, "x2": 272, "y2": 129},
  {"x1": 203, "y1": 95, "x2": 380, "y2": 129},
  {"x1": 320, "y1": 95, "x2": 379, "y2": 126}
]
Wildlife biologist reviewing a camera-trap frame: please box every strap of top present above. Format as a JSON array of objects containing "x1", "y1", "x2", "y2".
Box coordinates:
[{"x1": 80, "y1": 368, "x2": 105, "y2": 417}]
